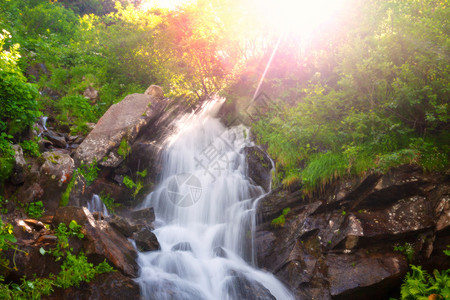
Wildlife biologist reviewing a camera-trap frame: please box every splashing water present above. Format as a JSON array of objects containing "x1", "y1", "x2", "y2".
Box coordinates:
[
  {"x1": 87, "y1": 194, "x2": 109, "y2": 217},
  {"x1": 137, "y1": 99, "x2": 293, "y2": 300}
]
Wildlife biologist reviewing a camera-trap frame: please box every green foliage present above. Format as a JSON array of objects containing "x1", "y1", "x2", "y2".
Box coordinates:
[
  {"x1": 443, "y1": 246, "x2": 450, "y2": 257},
  {"x1": 0, "y1": 30, "x2": 39, "y2": 135},
  {"x1": 0, "y1": 195, "x2": 8, "y2": 214},
  {"x1": 60, "y1": 172, "x2": 77, "y2": 207},
  {"x1": 122, "y1": 175, "x2": 136, "y2": 190},
  {"x1": 17, "y1": 220, "x2": 115, "y2": 299},
  {"x1": 253, "y1": 0, "x2": 449, "y2": 193},
  {"x1": 25, "y1": 201, "x2": 44, "y2": 219},
  {"x1": 0, "y1": 219, "x2": 17, "y2": 270},
  {"x1": 137, "y1": 169, "x2": 147, "y2": 178},
  {"x1": 99, "y1": 193, "x2": 119, "y2": 214},
  {"x1": 77, "y1": 159, "x2": 99, "y2": 186},
  {"x1": 300, "y1": 152, "x2": 349, "y2": 194},
  {"x1": 117, "y1": 138, "x2": 131, "y2": 160},
  {"x1": 56, "y1": 94, "x2": 98, "y2": 124},
  {"x1": 41, "y1": 221, "x2": 84, "y2": 260},
  {"x1": 122, "y1": 175, "x2": 143, "y2": 197},
  {"x1": 0, "y1": 275, "x2": 55, "y2": 300},
  {"x1": 394, "y1": 243, "x2": 415, "y2": 263},
  {"x1": 55, "y1": 252, "x2": 113, "y2": 289},
  {"x1": 400, "y1": 265, "x2": 449, "y2": 300},
  {"x1": 271, "y1": 207, "x2": 291, "y2": 228},
  {"x1": 60, "y1": 159, "x2": 98, "y2": 207},
  {"x1": 19, "y1": 140, "x2": 40, "y2": 158},
  {"x1": 0, "y1": 133, "x2": 14, "y2": 183}
]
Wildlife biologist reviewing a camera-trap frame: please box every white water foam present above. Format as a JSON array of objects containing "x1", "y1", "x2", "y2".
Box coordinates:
[{"x1": 137, "y1": 99, "x2": 293, "y2": 300}]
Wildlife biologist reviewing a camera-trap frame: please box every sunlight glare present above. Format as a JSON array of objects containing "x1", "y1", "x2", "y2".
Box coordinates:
[
  {"x1": 141, "y1": 0, "x2": 193, "y2": 10},
  {"x1": 257, "y1": 0, "x2": 349, "y2": 37}
]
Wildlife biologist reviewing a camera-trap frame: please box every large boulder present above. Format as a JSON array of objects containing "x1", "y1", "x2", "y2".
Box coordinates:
[
  {"x1": 327, "y1": 251, "x2": 407, "y2": 299},
  {"x1": 53, "y1": 206, "x2": 139, "y2": 277},
  {"x1": 255, "y1": 165, "x2": 449, "y2": 299},
  {"x1": 40, "y1": 151, "x2": 74, "y2": 186},
  {"x1": 244, "y1": 146, "x2": 272, "y2": 192},
  {"x1": 74, "y1": 91, "x2": 166, "y2": 167}
]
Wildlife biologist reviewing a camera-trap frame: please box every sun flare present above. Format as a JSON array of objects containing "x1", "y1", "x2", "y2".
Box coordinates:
[
  {"x1": 257, "y1": 0, "x2": 349, "y2": 37},
  {"x1": 141, "y1": 0, "x2": 193, "y2": 10}
]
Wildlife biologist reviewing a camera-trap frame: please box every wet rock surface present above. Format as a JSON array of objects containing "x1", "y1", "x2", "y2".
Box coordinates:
[
  {"x1": 225, "y1": 271, "x2": 276, "y2": 300},
  {"x1": 255, "y1": 165, "x2": 450, "y2": 299},
  {"x1": 133, "y1": 228, "x2": 160, "y2": 252},
  {"x1": 244, "y1": 146, "x2": 272, "y2": 192}
]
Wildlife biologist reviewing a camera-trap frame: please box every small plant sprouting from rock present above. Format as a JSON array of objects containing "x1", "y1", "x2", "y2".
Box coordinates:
[
  {"x1": 99, "y1": 192, "x2": 120, "y2": 214},
  {"x1": 78, "y1": 159, "x2": 99, "y2": 186},
  {"x1": 443, "y1": 245, "x2": 450, "y2": 257},
  {"x1": 271, "y1": 207, "x2": 291, "y2": 228},
  {"x1": 123, "y1": 175, "x2": 136, "y2": 190},
  {"x1": 61, "y1": 160, "x2": 99, "y2": 206},
  {"x1": 123, "y1": 174, "x2": 144, "y2": 197},
  {"x1": 117, "y1": 138, "x2": 131, "y2": 159},
  {"x1": 137, "y1": 169, "x2": 147, "y2": 178},
  {"x1": 394, "y1": 242, "x2": 415, "y2": 263}
]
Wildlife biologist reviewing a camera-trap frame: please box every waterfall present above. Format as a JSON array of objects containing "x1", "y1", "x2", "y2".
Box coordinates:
[
  {"x1": 137, "y1": 99, "x2": 293, "y2": 300},
  {"x1": 87, "y1": 194, "x2": 109, "y2": 217}
]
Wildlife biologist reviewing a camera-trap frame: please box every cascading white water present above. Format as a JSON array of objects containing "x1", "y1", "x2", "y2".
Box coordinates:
[
  {"x1": 87, "y1": 194, "x2": 109, "y2": 217},
  {"x1": 137, "y1": 99, "x2": 293, "y2": 300}
]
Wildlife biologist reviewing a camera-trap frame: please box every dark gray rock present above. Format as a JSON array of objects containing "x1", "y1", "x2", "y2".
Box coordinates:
[
  {"x1": 132, "y1": 227, "x2": 160, "y2": 252},
  {"x1": 130, "y1": 207, "x2": 156, "y2": 225},
  {"x1": 43, "y1": 131, "x2": 67, "y2": 148},
  {"x1": 255, "y1": 164, "x2": 449, "y2": 299},
  {"x1": 109, "y1": 215, "x2": 138, "y2": 238},
  {"x1": 244, "y1": 146, "x2": 272, "y2": 192},
  {"x1": 224, "y1": 271, "x2": 276, "y2": 300}
]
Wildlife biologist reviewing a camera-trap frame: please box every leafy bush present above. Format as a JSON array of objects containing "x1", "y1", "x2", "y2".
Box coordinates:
[
  {"x1": 0, "y1": 30, "x2": 39, "y2": 135},
  {"x1": 0, "y1": 133, "x2": 14, "y2": 183},
  {"x1": 26, "y1": 201, "x2": 44, "y2": 219},
  {"x1": 56, "y1": 94, "x2": 97, "y2": 124},
  {"x1": 0, "y1": 219, "x2": 17, "y2": 270},
  {"x1": 20, "y1": 140, "x2": 40, "y2": 158}
]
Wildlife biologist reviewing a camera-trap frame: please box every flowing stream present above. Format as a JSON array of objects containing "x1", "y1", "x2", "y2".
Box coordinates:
[{"x1": 137, "y1": 99, "x2": 293, "y2": 300}]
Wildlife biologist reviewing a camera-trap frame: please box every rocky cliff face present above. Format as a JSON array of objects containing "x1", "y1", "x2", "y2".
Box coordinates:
[{"x1": 255, "y1": 165, "x2": 449, "y2": 299}]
